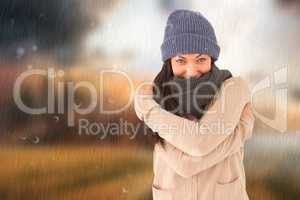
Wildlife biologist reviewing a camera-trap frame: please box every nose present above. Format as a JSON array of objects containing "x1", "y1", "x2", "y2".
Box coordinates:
[{"x1": 186, "y1": 65, "x2": 202, "y2": 78}]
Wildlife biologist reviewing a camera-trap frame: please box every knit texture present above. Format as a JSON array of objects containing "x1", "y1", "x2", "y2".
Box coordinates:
[
  {"x1": 161, "y1": 9, "x2": 220, "y2": 62},
  {"x1": 167, "y1": 63, "x2": 232, "y2": 119}
]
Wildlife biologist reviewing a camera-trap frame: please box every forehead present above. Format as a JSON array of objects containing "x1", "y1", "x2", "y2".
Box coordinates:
[{"x1": 174, "y1": 53, "x2": 210, "y2": 59}]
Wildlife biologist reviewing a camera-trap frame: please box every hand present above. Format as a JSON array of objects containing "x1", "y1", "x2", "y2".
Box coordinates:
[
  {"x1": 134, "y1": 83, "x2": 157, "y2": 121},
  {"x1": 239, "y1": 102, "x2": 255, "y2": 141},
  {"x1": 243, "y1": 102, "x2": 254, "y2": 119}
]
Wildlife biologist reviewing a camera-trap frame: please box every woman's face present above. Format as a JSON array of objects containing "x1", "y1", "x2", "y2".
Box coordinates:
[{"x1": 171, "y1": 53, "x2": 212, "y2": 78}]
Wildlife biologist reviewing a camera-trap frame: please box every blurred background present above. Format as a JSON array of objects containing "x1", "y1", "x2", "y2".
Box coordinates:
[{"x1": 0, "y1": 0, "x2": 300, "y2": 199}]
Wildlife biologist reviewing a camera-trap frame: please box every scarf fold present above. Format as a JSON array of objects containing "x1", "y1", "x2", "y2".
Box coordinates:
[{"x1": 167, "y1": 63, "x2": 232, "y2": 120}]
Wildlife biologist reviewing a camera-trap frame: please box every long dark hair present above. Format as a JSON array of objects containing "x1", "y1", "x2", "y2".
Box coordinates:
[
  {"x1": 151, "y1": 58, "x2": 175, "y2": 147},
  {"x1": 150, "y1": 58, "x2": 215, "y2": 148}
]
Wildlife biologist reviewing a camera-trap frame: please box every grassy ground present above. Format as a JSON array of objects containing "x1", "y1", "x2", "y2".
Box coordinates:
[
  {"x1": 1, "y1": 137, "x2": 300, "y2": 200},
  {"x1": 0, "y1": 145, "x2": 153, "y2": 200}
]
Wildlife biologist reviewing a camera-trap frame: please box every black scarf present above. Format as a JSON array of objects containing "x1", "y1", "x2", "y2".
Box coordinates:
[{"x1": 167, "y1": 63, "x2": 232, "y2": 120}]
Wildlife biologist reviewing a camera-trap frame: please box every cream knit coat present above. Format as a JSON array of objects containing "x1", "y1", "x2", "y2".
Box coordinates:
[{"x1": 134, "y1": 76, "x2": 255, "y2": 200}]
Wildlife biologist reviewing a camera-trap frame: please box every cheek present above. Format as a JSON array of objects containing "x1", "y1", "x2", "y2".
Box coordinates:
[
  {"x1": 171, "y1": 64, "x2": 185, "y2": 76},
  {"x1": 196, "y1": 63, "x2": 211, "y2": 73}
]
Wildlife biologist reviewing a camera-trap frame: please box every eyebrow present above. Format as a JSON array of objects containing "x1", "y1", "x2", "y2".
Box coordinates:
[
  {"x1": 195, "y1": 54, "x2": 203, "y2": 58},
  {"x1": 177, "y1": 54, "x2": 203, "y2": 59}
]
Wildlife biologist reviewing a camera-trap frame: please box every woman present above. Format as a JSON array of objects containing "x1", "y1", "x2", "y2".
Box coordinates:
[{"x1": 134, "y1": 9, "x2": 255, "y2": 200}]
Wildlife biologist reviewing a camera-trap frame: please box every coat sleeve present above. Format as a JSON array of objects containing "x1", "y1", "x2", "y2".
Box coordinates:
[
  {"x1": 155, "y1": 103, "x2": 255, "y2": 178},
  {"x1": 134, "y1": 76, "x2": 251, "y2": 156}
]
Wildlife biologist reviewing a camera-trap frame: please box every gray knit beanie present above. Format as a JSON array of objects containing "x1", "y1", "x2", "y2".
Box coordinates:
[{"x1": 160, "y1": 9, "x2": 220, "y2": 62}]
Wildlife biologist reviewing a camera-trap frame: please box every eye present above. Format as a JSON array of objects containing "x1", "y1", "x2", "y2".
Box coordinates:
[
  {"x1": 176, "y1": 59, "x2": 186, "y2": 64},
  {"x1": 196, "y1": 58, "x2": 206, "y2": 63}
]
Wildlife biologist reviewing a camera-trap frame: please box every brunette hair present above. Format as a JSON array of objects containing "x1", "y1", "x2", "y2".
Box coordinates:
[{"x1": 151, "y1": 58, "x2": 175, "y2": 147}]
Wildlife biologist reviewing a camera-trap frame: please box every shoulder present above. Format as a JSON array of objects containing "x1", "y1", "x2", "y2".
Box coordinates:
[
  {"x1": 223, "y1": 76, "x2": 249, "y2": 88},
  {"x1": 222, "y1": 76, "x2": 250, "y2": 92},
  {"x1": 220, "y1": 76, "x2": 251, "y2": 102}
]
